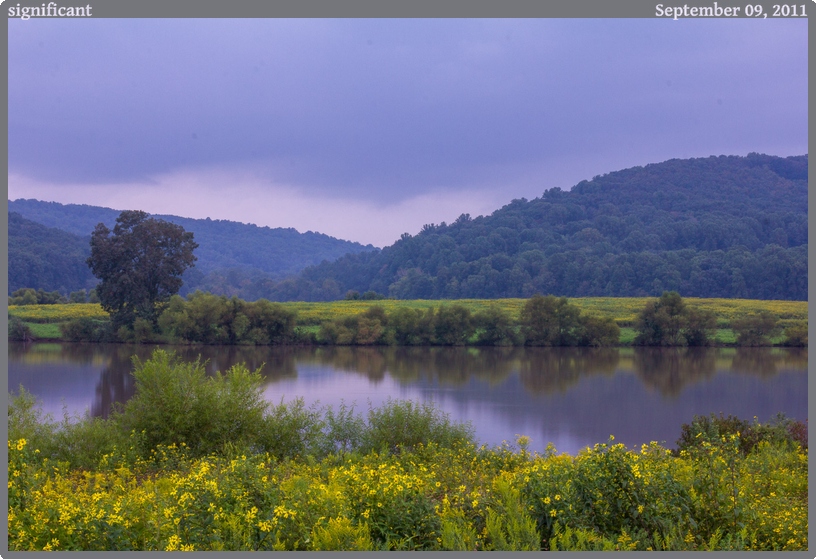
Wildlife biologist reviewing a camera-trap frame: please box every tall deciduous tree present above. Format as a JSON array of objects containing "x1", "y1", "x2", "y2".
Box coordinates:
[{"x1": 87, "y1": 210, "x2": 198, "y2": 329}]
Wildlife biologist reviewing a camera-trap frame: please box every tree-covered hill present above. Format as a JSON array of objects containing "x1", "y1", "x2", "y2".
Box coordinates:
[
  {"x1": 8, "y1": 212, "x2": 97, "y2": 295},
  {"x1": 8, "y1": 199, "x2": 378, "y2": 294},
  {"x1": 255, "y1": 153, "x2": 807, "y2": 302}
]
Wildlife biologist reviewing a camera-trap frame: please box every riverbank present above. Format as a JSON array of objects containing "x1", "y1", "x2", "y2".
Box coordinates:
[
  {"x1": 9, "y1": 296, "x2": 807, "y2": 347},
  {"x1": 8, "y1": 350, "x2": 809, "y2": 551}
]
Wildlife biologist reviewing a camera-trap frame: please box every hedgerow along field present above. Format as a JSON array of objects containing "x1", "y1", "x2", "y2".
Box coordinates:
[
  {"x1": 9, "y1": 297, "x2": 808, "y2": 341},
  {"x1": 7, "y1": 349, "x2": 808, "y2": 551}
]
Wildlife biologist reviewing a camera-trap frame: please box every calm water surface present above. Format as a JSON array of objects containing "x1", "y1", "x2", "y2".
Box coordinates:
[{"x1": 8, "y1": 342, "x2": 807, "y2": 455}]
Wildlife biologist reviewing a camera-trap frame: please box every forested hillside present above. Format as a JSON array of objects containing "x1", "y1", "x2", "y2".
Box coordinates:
[
  {"x1": 255, "y1": 153, "x2": 807, "y2": 302},
  {"x1": 8, "y1": 199, "x2": 377, "y2": 295},
  {"x1": 8, "y1": 212, "x2": 96, "y2": 295}
]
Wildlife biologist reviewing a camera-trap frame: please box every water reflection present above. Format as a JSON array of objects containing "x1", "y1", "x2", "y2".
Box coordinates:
[{"x1": 8, "y1": 342, "x2": 807, "y2": 454}]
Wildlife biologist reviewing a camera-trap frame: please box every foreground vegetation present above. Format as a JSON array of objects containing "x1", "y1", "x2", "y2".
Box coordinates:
[
  {"x1": 7, "y1": 350, "x2": 807, "y2": 551},
  {"x1": 9, "y1": 294, "x2": 807, "y2": 347}
]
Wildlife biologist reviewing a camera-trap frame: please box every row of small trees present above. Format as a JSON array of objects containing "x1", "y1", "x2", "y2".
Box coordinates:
[
  {"x1": 634, "y1": 291, "x2": 806, "y2": 347},
  {"x1": 319, "y1": 295, "x2": 619, "y2": 347},
  {"x1": 8, "y1": 287, "x2": 99, "y2": 306},
  {"x1": 49, "y1": 291, "x2": 804, "y2": 348}
]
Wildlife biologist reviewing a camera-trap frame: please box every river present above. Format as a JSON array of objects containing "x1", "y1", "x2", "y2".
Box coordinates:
[{"x1": 8, "y1": 342, "x2": 807, "y2": 455}]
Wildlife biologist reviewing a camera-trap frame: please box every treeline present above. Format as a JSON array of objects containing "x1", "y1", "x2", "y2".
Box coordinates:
[
  {"x1": 58, "y1": 292, "x2": 618, "y2": 347},
  {"x1": 50, "y1": 291, "x2": 807, "y2": 347},
  {"x1": 9, "y1": 287, "x2": 99, "y2": 306},
  {"x1": 248, "y1": 154, "x2": 808, "y2": 302}
]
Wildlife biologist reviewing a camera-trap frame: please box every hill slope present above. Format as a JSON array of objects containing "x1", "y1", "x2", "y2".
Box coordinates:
[
  {"x1": 256, "y1": 153, "x2": 807, "y2": 301},
  {"x1": 8, "y1": 212, "x2": 96, "y2": 295},
  {"x1": 8, "y1": 199, "x2": 378, "y2": 290}
]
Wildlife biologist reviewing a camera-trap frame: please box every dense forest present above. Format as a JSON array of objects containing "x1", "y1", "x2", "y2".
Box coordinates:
[
  {"x1": 250, "y1": 154, "x2": 807, "y2": 302},
  {"x1": 8, "y1": 199, "x2": 376, "y2": 296},
  {"x1": 8, "y1": 212, "x2": 96, "y2": 295}
]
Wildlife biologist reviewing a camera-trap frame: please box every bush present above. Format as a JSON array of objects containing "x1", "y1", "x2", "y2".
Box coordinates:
[
  {"x1": 116, "y1": 349, "x2": 268, "y2": 458},
  {"x1": 256, "y1": 397, "x2": 327, "y2": 459},
  {"x1": 8, "y1": 316, "x2": 33, "y2": 341},
  {"x1": 311, "y1": 517, "x2": 374, "y2": 550},
  {"x1": 675, "y1": 412, "x2": 806, "y2": 457},
  {"x1": 731, "y1": 312, "x2": 781, "y2": 346},
  {"x1": 434, "y1": 304, "x2": 474, "y2": 346},
  {"x1": 60, "y1": 317, "x2": 117, "y2": 342},
  {"x1": 576, "y1": 315, "x2": 620, "y2": 347},
  {"x1": 634, "y1": 291, "x2": 685, "y2": 346},
  {"x1": 783, "y1": 322, "x2": 807, "y2": 346},
  {"x1": 8, "y1": 387, "x2": 135, "y2": 470},
  {"x1": 474, "y1": 305, "x2": 518, "y2": 346},
  {"x1": 521, "y1": 294, "x2": 580, "y2": 346},
  {"x1": 361, "y1": 397, "x2": 475, "y2": 454}
]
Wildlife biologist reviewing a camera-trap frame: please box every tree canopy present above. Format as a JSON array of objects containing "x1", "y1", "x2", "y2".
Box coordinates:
[{"x1": 87, "y1": 210, "x2": 198, "y2": 329}]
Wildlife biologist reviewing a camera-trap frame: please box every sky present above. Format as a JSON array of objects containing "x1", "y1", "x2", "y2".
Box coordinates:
[{"x1": 7, "y1": 18, "x2": 808, "y2": 247}]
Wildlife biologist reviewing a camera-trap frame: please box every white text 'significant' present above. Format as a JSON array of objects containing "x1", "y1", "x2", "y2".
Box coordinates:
[{"x1": 9, "y1": 2, "x2": 93, "y2": 20}]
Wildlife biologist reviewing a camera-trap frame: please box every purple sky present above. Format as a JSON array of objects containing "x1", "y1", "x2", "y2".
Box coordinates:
[{"x1": 8, "y1": 18, "x2": 807, "y2": 246}]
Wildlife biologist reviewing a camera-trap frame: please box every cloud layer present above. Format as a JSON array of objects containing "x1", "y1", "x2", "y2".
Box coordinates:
[{"x1": 8, "y1": 18, "x2": 807, "y2": 244}]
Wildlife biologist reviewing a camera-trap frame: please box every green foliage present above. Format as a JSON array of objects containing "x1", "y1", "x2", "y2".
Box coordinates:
[
  {"x1": 682, "y1": 307, "x2": 717, "y2": 346},
  {"x1": 59, "y1": 317, "x2": 117, "y2": 343},
  {"x1": 386, "y1": 307, "x2": 435, "y2": 345},
  {"x1": 116, "y1": 349, "x2": 268, "y2": 458},
  {"x1": 68, "y1": 289, "x2": 87, "y2": 304},
  {"x1": 635, "y1": 292, "x2": 719, "y2": 346},
  {"x1": 361, "y1": 397, "x2": 476, "y2": 455},
  {"x1": 520, "y1": 295, "x2": 579, "y2": 346},
  {"x1": 576, "y1": 315, "x2": 621, "y2": 347},
  {"x1": 474, "y1": 304, "x2": 518, "y2": 346},
  {"x1": 87, "y1": 210, "x2": 198, "y2": 329},
  {"x1": 433, "y1": 304, "x2": 474, "y2": 345},
  {"x1": 634, "y1": 291, "x2": 685, "y2": 345},
  {"x1": 731, "y1": 312, "x2": 781, "y2": 346},
  {"x1": 9, "y1": 288, "x2": 67, "y2": 306},
  {"x1": 257, "y1": 398, "x2": 326, "y2": 459},
  {"x1": 783, "y1": 321, "x2": 807, "y2": 346},
  {"x1": 440, "y1": 509, "x2": 479, "y2": 550},
  {"x1": 8, "y1": 316, "x2": 33, "y2": 341},
  {"x1": 676, "y1": 412, "x2": 808, "y2": 457},
  {"x1": 483, "y1": 478, "x2": 540, "y2": 550},
  {"x1": 311, "y1": 517, "x2": 374, "y2": 551},
  {"x1": 520, "y1": 294, "x2": 618, "y2": 346},
  {"x1": 158, "y1": 292, "x2": 297, "y2": 345}
]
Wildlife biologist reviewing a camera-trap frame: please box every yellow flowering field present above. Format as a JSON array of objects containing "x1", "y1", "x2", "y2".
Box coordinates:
[
  {"x1": 8, "y1": 435, "x2": 807, "y2": 551},
  {"x1": 8, "y1": 298, "x2": 806, "y2": 328},
  {"x1": 8, "y1": 304, "x2": 109, "y2": 324},
  {"x1": 279, "y1": 297, "x2": 806, "y2": 328}
]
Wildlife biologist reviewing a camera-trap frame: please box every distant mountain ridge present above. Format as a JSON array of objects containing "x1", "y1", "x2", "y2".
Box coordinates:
[
  {"x1": 8, "y1": 199, "x2": 378, "y2": 292},
  {"x1": 8, "y1": 212, "x2": 96, "y2": 295},
  {"x1": 8, "y1": 153, "x2": 808, "y2": 301},
  {"x1": 253, "y1": 153, "x2": 807, "y2": 302}
]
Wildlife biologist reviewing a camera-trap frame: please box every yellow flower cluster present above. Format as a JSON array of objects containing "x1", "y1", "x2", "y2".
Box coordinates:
[
  {"x1": 7, "y1": 437, "x2": 807, "y2": 551},
  {"x1": 8, "y1": 304, "x2": 109, "y2": 323}
]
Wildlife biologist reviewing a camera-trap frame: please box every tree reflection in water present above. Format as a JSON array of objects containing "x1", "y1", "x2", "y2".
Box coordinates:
[{"x1": 8, "y1": 343, "x2": 807, "y2": 421}]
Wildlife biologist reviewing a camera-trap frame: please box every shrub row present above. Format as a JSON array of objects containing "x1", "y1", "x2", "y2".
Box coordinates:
[{"x1": 45, "y1": 291, "x2": 807, "y2": 347}]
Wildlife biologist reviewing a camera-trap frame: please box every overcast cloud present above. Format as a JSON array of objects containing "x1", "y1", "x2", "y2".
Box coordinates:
[{"x1": 8, "y1": 18, "x2": 807, "y2": 246}]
